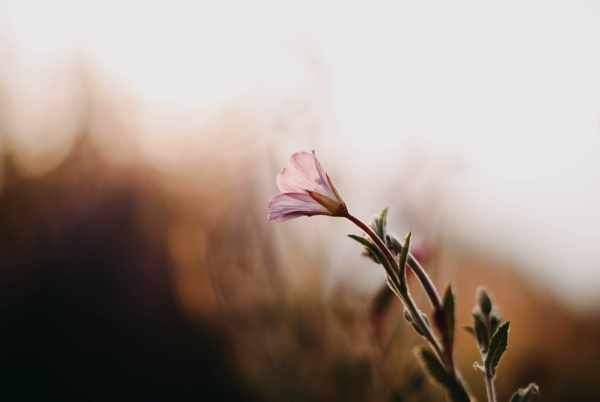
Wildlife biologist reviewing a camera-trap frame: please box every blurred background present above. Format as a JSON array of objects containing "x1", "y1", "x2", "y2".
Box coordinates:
[{"x1": 1, "y1": 1, "x2": 600, "y2": 400}]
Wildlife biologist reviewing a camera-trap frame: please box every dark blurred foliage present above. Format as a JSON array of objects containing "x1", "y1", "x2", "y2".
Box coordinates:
[
  {"x1": 0, "y1": 130, "x2": 435, "y2": 401},
  {"x1": 0, "y1": 137, "x2": 259, "y2": 401}
]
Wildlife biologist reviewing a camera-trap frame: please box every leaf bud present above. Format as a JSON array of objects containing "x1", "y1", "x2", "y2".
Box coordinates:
[{"x1": 476, "y1": 287, "x2": 493, "y2": 316}]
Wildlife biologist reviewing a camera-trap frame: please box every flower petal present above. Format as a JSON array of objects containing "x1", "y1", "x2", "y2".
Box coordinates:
[
  {"x1": 268, "y1": 151, "x2": 347, "y2": 222},
  {"x1": 267, "y1": 193, "x2": 329, "y2": 221},
  {"x1": 311, "y1": 150, "x2": 337, "y2": 200},
  {"x1": 276, "y1": 152, "x2": 316, "y2": 193},
  {"x1": 276, "y1": 152, "x2": 335, "y2": 199}
]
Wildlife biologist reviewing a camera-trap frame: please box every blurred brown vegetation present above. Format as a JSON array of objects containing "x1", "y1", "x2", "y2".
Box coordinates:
[{"x1": 1, "y1": 60, "x2": 600, "y2": 402}]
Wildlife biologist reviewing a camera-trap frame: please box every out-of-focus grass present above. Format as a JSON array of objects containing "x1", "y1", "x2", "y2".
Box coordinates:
[
  {"x1": 1, "y1": 60, "x2": 600, "y2": 402},
  {"x1": 0, "y1": 130, "x2": 436, "y2": 401}
]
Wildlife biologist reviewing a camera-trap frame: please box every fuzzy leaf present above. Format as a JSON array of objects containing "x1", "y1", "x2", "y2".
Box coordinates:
[
  {"x1": 485, "y1": 321, "x2": 510, "y2": 379},
  {"x1": 348, "y1": 233, "x2": 374, "y2": 249},
  {"x1": 377, "y1": 207, "x2": 389, "y2": 238},
  {"x1": 349, "y1": 234, "x2": 400, "y2": 287},
  {"x1": 403, "y1": 308, "x2": 424, "y2": 336},
  {"x1": 476, "y1": 287, "x2": 493, "y2": 316},
  {"x1": 348, "y1": 234, "x2": 384, "y2": 262},
  {"x1": 510, "y1": 383, "x2": 540, "y2": 402},
  {"x1": 398, "y1": 231, "x2": 411, "y2": 289},
  {"x1": 489, "y1": 310, "x2": 501, "y2": 335},
  {"x1": 403, "y1": 307, "x2": 432, "y2": 337},
  {"x1": 472, "y1": 313, "x2": 489, "y2": 354},
  {"x1": 385, "y1": 233, "x2": 402, "y2": 256},
  {"x1": 463, "y1": 325, "x2": 475, "y2": 337},
  {"x1": 415, "y1": 347, "x2": 471, "y2": 402},
  {"x1": 416, "y1": 347, "x2": 453, "y2": 387},
  {"x1": 442, "y1": 282, "x2": 455, "y2": 346}
]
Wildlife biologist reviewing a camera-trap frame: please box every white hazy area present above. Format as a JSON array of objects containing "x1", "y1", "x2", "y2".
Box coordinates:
[{"x1": 2, "y1": 0, "x2": 600, "y2": 307}]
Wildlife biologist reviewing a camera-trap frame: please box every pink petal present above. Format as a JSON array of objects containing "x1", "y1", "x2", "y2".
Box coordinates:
[
  {"x1": 311, "y1": 151, "x2": 336, "y2": 199},
  {"x1": 276, "y1": 166, "x2": 311, "y2": 194},
  {"x1": 276, "y1": 152, "x2": 336, "y2": 200},
  {"x1": 267, "y1": 193, "x2": 329, "y2": 221},
  {"x1": 276, "y1": 152, "x2": 316, "y2": 193}
]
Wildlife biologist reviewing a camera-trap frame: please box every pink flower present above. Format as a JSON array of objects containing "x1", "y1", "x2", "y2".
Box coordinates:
[{"x1": 267, "y1": 151, "x2": 347, "y2": 222}]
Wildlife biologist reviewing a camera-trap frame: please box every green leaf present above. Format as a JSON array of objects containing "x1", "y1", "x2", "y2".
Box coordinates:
[
  {"x1": 463, "y1": 325, "x2": 475, "y2": 337},
  {"x1": 415, "y1": 347, "x2": 471, "y2": 402},
  {"x1": 397, "y1": 231, "x2": 411, "y2": 290},
  {"x1": 510, "y1": 383, "x2": 540, "y2": 402},
  {"x1": 442, "y1": 282, "x2": 455, "y2": 346},
  {"x1": 416, "y1": 346, "x2": 453, "y2": 387},
  {"x1": 403, "y1": 307, "x2": 432, "y2": 337},
  {"x1": 348, "y1": 234, "x2": 372, "y2": 248},
  {"x1": 348, "y1": 234, "x2": 399, "y2": 286},
  {"x1": 476, "y1": 287, "x2": 493, "y2": 316},
  {"x1": 489, "y1": 310, "x2": 501, "y2": 335},
  {"x1": 377, "y1": 207, "x2": 389, "y2": 238},
  {"x1": 472, "y1": 313, "x2": 489, "y2": 354},
  {"x1": 385, "y1": 233, "x2": 402, "y2": 256},
  {"x1": 348, "y1": 234, "x2": 384, "y2": 262},
  {"x1": 485, "y1": 321, "x2": 510, "y2": 379},
  {"x1": 403, "y1": 308, "x2": 424, "y2": 336}
]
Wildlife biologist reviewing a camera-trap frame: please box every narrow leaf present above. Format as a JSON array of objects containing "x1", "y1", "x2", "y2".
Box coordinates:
[
  {"x1": 377, "y1": 207, "x2": 389, "y2": 238},
  {"x1": 472, "y1": 313, "x2": 489, "y2": 354},
  {"x1": 348, "y1": 233, "x2": 373, "y2": 248},
  {"x1": 442, "y1": 282, "x2": 455, "y2": 346},
  {"x1": 415, "y1": 347, "x2": 471, "y2": 402},
  {"x1": 485, "y1": 321, "x2": 510, "y2": 378},
  {"x1": 432, "y1": 308, "x2": 447, "y2": 343},
  {"x1": 403, "y1": 308, "x2": 424, "y2": 336},
  {"x1": 476, "y1": 287, "x2": 493, "y2": 316},
  {"x1": 489, "y1": 311, "x2": 501, "y2": 335},
  {"x1": 463, "y1": 325, "x2": 475, "y2": 337},
  {"x1": 349, "y1": 234, "x2": 401, "y2": 287},
  {"x1": 403, "y1": 308, "x2": 433, "y2": 338},
  {"x1": 386, "y1": 233, "x2": 402, "y2": 256},
  {"x1": 398, "y1": 231, "x2": 411, "y2": 289},
  {"x1": 510, "y1": 383, "x2": 540, "y2": 402},
  {"x1": 348, "y1": 234, "x2": 384, "y2": 262},
  {"x1": 415, "y1": 346, "x2": 454, "y2": 388}
]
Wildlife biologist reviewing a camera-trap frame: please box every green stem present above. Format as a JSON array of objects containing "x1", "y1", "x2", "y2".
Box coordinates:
[
  {"x1": 344, "y1": 213, "x2": 442, "y2": 310},
  {"x1": 344, "y1": 212, "x2": 445, "y2": 364},
  {"x1": 406, "y1": 253, "x2": 443, "y2": 310},
  {"x1": 481, "y1": 314, "x2": 496, "y2": 402},
  {"x1": 485, "y1": 375, "x2": 497, "y2": 402}
]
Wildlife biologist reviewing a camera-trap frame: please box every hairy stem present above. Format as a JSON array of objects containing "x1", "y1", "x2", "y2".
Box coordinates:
[
  {"x1": 482, "y1": 311, "x2": 496, "y2": 402},
  {"x1": 485, "y1": 375, "x2": 497, "y2": 402},
  {"x1": 344, "y1": 213, "x2": 442, "y2": 310},
  {"x1": 344, "y1": 212, "x2": 446, "y2": 365},
  {"x1": 406, "y1": 253, "x2": 443, "y2": 310}
]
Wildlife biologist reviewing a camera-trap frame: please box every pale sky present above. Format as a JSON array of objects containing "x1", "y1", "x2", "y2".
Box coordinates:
[{"x1": 2, "y1": 1, "x2": 599, "y2": 177}]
